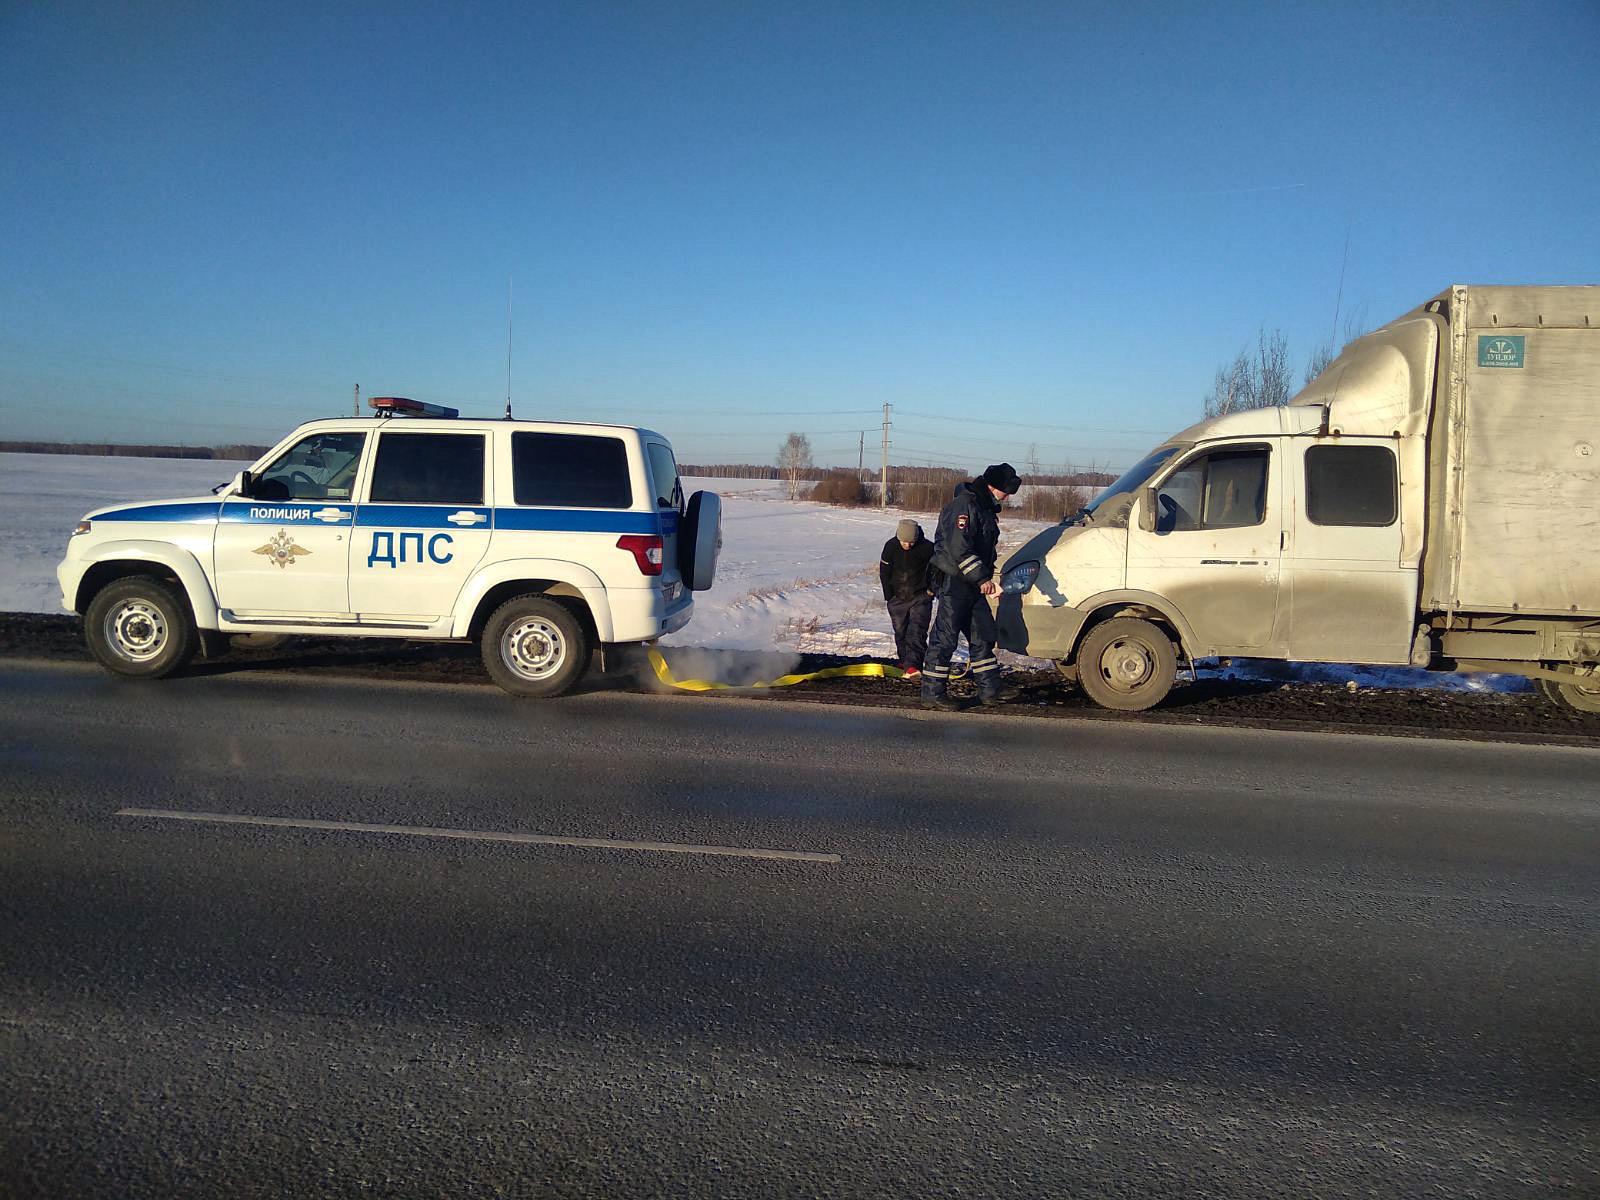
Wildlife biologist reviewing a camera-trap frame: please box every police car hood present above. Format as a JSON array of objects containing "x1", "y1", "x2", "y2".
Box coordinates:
[{"x1": 84, "y1": 493, "x2": 227, "y2": 521}]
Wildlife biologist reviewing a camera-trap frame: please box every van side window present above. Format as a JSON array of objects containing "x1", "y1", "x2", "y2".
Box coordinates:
[
  {"x1": 1305, "y1": 445, "x2": 1397, "y2": 526},
  {"x1": 1156, "y1": 447, "x2": 1269, "y2": 532},
  {"x1": 254, "y1": 432, "x2": 366, "y2": 501},
  {"x1": 369, "y1": 433, "x2": 485, "y2": 505},
  {"x1": 512, "y1": 432, "x2": 632, "y2": 509}
]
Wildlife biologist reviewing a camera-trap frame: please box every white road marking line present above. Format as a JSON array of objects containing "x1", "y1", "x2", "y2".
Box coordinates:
[{"x1": 114, "y1": 808, "x2": 841, "y2": 864}]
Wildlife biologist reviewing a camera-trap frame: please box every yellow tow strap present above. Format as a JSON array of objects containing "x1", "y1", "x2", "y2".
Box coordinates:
[{"x1": 647, "y1": 646, "x2": 906, "y2": 692}]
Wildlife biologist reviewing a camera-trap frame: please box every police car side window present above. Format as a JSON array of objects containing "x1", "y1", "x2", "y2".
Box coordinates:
[
  {"x1": 255, "y1": 432, "x2": 367, "y2": 501},
  {"x1": 646, "y1": 443, "x2": 682, "y2": 511},
  {"x1": 512, "y1": 433, "x2": 632, "y2": 509},
  {"x1": 369, "y1": 433, "x2": 485, "y2": 505}
]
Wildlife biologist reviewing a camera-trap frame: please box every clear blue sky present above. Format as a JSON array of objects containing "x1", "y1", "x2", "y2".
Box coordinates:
[{"x1": 3, "y1": 1, "x2": 1597, "y2": 473}]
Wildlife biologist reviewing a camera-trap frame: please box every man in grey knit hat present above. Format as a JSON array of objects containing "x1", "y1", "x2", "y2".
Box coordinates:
[{"x1": 879, "y1": 518, "x2": 936, "y2": 678}]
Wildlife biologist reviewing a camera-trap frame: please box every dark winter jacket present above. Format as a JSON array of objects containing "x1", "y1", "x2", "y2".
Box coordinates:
[
  {"x1": 879, "y1": 535, "x2": 937, "y2": 602},
  {"x1": 931, "y1": 481, "x2": 1002, "y2": 588}
]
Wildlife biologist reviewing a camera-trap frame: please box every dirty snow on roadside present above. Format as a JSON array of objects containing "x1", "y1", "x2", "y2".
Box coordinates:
[{"x1": 0, "y1": 453, "x2": 1529, "y2": 690}]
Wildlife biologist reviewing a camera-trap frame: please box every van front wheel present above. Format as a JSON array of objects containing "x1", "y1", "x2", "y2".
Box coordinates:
[
  {"x1": 1077, "y1": 617, "x2": 1177, "y2": 711},
  {"x1": 482, "y1": 595, "x2": 591, "y2": 698}
]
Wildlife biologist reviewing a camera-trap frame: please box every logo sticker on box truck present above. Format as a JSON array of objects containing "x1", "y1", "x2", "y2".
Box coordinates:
[{"x1": 1477, "y1": 335, "x2": 1525, "y2": 368}]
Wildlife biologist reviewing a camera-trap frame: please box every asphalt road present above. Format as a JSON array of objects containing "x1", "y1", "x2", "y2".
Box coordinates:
[{"x1": 3, "y1": 662, "x2": 1597, "y2": 1198}]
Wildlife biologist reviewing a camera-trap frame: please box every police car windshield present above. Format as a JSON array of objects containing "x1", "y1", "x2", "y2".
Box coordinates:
[{"x1": 1083, "y1": 445, "x2": 1183, "y2": 515}]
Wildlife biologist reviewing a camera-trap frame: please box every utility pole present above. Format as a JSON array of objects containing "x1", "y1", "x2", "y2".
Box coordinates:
[
  {"x1": 353, "y1": 383, "x2": 360, "y2": 416},
  {"x1": 880, "y1": 402, "x2": 890, "y2": 508},
  {"x1": 858, "y1": 431, "x2": 865, "y2": 474}
]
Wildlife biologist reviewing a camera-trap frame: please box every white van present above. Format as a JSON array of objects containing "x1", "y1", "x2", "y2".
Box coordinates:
[
  {"x1": 57, "y1": 402, "x2": 722, "y2": 697},
  {"x1": 996, "y1": 285, "x2": 1600, "y2": 714}
]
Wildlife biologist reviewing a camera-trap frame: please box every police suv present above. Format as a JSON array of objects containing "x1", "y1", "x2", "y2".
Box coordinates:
[{"x1": 56, "y1": 398, "x2": 721, "y2": 697}]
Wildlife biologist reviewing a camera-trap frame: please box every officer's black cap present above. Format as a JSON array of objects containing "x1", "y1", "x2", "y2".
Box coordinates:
[{"x1": 982, "y1": 463, "x2": 1021, "y2": 495}]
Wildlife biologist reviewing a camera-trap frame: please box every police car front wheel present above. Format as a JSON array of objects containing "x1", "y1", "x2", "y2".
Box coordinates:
[
  {"x1": 482, "y1": 595, "x2": 591, "y2": 698},
  {"x1": 83, "y1": 576, "x2": 197, "y2": 679}
]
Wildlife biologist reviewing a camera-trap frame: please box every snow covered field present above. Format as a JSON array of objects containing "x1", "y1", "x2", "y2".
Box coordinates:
[
  {"x1": 0, "y1": 452, "x2": 1526, "y2": 690},
  {"x1": 661, "y1": 476, "x2": 1048, "y2": 661}
]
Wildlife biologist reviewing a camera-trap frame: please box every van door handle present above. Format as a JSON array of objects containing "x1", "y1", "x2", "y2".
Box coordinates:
[
  {"x1": 313, "y1": 507, "x2": 350, "y2": 523},
  {"x1": 447, "y1": 510, "x2": 487, "y2": 526}
]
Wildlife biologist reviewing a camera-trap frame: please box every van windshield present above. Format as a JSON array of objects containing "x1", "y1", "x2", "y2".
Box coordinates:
[{"x1": 1083, "y1": 445, "x2": 1183, "y2": 515}]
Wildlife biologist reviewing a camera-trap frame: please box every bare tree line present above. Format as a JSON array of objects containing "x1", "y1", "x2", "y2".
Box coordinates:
[
  {"x1": 803, "y1": 463, "x2": 1104, "y2": 524},
  {"x1": 1203, "y1": 313, "x2": 1369, "y2": 419},
  {"x1": 2, "y1": 440, "x2": 270, "y2": 460}
]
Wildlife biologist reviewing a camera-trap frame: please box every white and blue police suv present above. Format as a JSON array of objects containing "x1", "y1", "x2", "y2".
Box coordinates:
[{"x1": 56, "y1": 398, "x2": 721, "y2": 697}]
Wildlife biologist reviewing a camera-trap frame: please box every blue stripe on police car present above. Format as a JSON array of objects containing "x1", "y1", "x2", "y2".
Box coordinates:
[
  {"x1": 353, "y1": 505, "x2": 490, "y2": 530},
  {"x1": 96, "y1": 502, "x2": 222, "y2": 523},
  {"x1": 494, "y1": 509, "x2": 666, "y2": 535}
]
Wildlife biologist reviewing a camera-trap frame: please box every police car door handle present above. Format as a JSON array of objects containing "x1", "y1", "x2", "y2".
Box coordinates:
[
  {"x1": 313, "y1": 507, "x2": 351, "y2": 523},
  {"x1": 447, "y1": 510, "x2": 487, "y2": 526}
]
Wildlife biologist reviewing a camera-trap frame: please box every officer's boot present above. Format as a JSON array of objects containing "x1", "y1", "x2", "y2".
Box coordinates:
[
  {"x1": 919, "y1": 665, "x2": 963, "y2": 711},
  {"x1": 973, "y1": 656, "x2": 1022, "y2": 706}
]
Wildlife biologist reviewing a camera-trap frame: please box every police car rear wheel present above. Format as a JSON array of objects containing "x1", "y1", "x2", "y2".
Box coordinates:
[
  {"x1": 482, "y1": 596, "x2": 590, "y2": 697},
  {"x1": 84, "y1": 577, "x2": 196, "y2": 679},
  {"x1": 1077, "y1": 617, "x2": 1176, "y2": 711}
]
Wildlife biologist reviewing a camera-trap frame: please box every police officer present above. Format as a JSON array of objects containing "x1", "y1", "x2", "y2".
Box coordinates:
[{"x1": 922, "y1": 463, "x2": 1022, "y2": 710}]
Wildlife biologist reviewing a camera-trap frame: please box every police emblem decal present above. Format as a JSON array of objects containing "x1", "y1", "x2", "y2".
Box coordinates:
[
  {"x1": 252, "y1": 529, "x2": 311, "y2": 568},
  {"x1": 956, "y1": 514, "x2": 968, "y2": 529}
]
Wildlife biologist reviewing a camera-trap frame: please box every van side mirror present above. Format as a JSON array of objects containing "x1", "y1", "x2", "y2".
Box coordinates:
[{"x1": 1138, "y1": 487, "x2": 1158, "y2": 533}]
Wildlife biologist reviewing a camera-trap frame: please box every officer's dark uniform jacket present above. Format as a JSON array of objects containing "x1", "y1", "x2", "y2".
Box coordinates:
[
  {"x1": 921, "y1": 479, "x2": 1008, "y2": 700},
  {"x1": 930, "y1": 481, "x2": 1002, "y2": 589}
]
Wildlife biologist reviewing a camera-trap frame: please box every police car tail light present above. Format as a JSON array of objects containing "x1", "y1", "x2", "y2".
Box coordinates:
[{"x1": 616, "y1": 534, "x2": 664, "y2": 576}]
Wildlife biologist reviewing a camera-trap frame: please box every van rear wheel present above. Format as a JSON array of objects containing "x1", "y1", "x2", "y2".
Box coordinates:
[
  {"x1": 482, "y1": 595, "x2": 591, "y2": 698},
  {"x1": 1077, "y1": 617, "x2": 1177, "y2": 711},
  {"x1": 1538, "y1": 675, "x2": 1600, "y2": 715}
]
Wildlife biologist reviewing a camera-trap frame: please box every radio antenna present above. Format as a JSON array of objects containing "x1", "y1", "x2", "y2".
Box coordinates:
[
  {"x1": 504, "y1": 274, "x2": 514, "y2": 420},
  {"x1": 1330, "y1": 224, "x2": 1350, "y2": 347}
]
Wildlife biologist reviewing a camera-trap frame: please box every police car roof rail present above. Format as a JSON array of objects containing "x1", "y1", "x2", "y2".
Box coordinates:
[{"x1": 370, "y1": 396, "x2": 460, "y2": 419}]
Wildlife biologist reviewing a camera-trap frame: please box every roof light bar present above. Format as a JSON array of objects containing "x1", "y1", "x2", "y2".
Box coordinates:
[{"x1": 370, "y1": 396, "x2": 460, "y2": 419}]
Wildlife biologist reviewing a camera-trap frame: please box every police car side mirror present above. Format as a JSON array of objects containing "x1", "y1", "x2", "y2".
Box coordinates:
[
  {"x1": 1138, "y1": 487, "x2": 1158, "y2": 533},
  {"x1": 233, "y1": 470, "x2": 254, "y2": 498}
]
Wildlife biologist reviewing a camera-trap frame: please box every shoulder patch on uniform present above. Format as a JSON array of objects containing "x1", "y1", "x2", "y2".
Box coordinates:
[{"x1": 956, "y1": 514, "x2": 968, "y2": 530}]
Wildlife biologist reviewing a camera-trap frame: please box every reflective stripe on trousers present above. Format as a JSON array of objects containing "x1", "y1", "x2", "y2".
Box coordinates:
[{"x1": 922, "y1": 580, "x2": 999, "y2": 698}]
